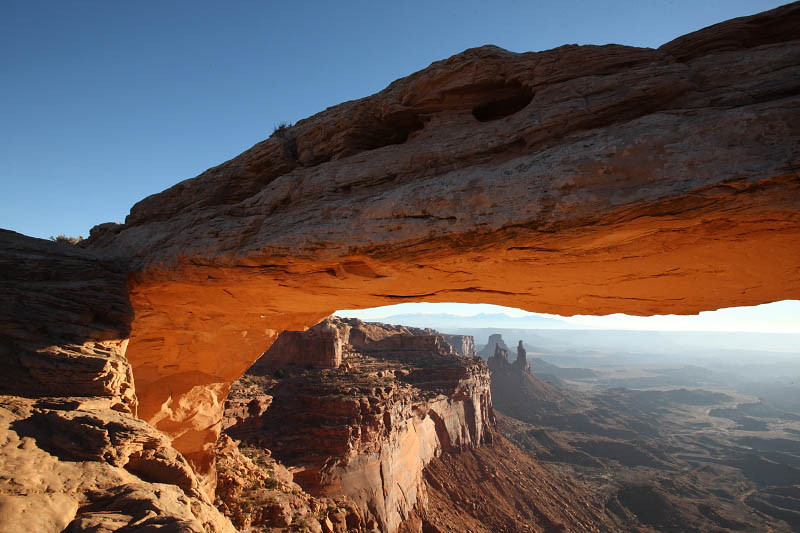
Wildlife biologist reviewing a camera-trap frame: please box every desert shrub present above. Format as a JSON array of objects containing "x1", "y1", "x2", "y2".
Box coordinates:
[
  {"x1": 272, "y1": 121, "x2": 292, "y2": 137},
  {"x1": 50, "y1": 234, "x2": 83, "y2": 245},
  {"x1": 271, "y1": 121, "x2": 298, "y2": 160}
]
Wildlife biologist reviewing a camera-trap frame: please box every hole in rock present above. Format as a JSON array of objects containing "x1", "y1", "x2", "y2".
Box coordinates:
[
  {"x1": 340, "y1": 109, "x2": 425, "y2": 157},
  {"x1": 471, "y1": 82, "x2": 533, "y2": 122}
]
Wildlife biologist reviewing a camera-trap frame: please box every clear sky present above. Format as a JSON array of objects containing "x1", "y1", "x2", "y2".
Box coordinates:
[{"x1": 0, "y1": 0, "x2": 788, "y2": 240}]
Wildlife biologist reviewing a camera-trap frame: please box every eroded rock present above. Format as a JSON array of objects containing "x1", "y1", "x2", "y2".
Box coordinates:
[
  {"x1": 0, "y1": 396, "x2": 234, "y2": 533},
  {"x1": 487, "y1": 334, "x2": 575, "y2": 420},
  {"x1": 0, "y1": 230, "x2": 135, "y2": 413},
  {"x1": 224, "y1": 318, "x2": 494, "y2": 532},
  {"x1": 89, "y1": 4, "x2": 800, "y2": 488},
  {"x1": 0, "y1": 4, "x2": 798, "y2": 526}
]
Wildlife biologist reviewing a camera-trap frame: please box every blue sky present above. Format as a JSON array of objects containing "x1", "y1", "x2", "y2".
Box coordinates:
[
  {"x1": 2, "y1": 1, "x2": 795, "y2": 330},
  {"x1": 0, "y1": 0, "x2": 786, "y2": 240}
]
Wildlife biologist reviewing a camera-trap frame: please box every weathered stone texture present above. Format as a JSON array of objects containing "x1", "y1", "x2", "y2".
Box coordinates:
[
  {"x1": 226, "y1": 318, "x2": 494, "y2": 532},
  {"x1": 0, "y1": 3, "x2": 798, "y2": 528},
  {"x1": 0, "y1": 396, "x2": 234, "y2": 533},
  {"x1": 0, "y1": 230, "x2": 135, "y2": 413}
]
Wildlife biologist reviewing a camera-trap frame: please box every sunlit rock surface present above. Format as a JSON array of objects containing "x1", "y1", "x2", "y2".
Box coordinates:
[
  {"x1": 0, "y1": 396, "x2": 234, "y2": 532},
  {"x1": 0, "y1": 3, "x2": 798, "y2": 528}
]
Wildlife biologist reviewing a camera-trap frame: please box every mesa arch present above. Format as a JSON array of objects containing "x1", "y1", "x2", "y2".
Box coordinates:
[{"x1": 79, "y1": 3, "x2": 800, "y2": 495}]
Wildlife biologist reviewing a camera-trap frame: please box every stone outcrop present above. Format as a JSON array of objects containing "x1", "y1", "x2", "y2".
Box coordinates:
[
  {"x1": 1, "y1": 4, "x2": 799, "y2": 527},
  {"x1": 0, "y1": 395, "x2": 234, "y2": 533},
  {"x1": 478, "y1": 334, "x2": 511, "y2": 359},
  {"x1": 255, "y1": 318, "x2": 347, "y2": 369},
  {"x1": 213, "y1": 433, "x2": 369, "y2": 531},
  {"x1": 487, "y1": 334, "x2": 573, "y2": 421},
  {"x1": 0, "y1": 230, "x2": 135, "y2": 413},
  {"x1": 440, "y1": 334, "x2": 476, "y2": 357},
  {"x1": 0, "y1": 230, "x2": 236, "y2": 531},
  {"x1": 224, "y1": 318, "x2": 494, "y2": 532},
  {"x1": 490, "y1": 343, "x2": 509, "y2": 364},
  {"x1": 514, "y1": 340, "x2": 531, "y2": 373}
]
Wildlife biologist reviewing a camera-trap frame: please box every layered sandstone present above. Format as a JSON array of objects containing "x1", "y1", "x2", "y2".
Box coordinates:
[
  {"x1": 213, "y1": 433, "x2": 370, "y2": 532},
  {"x1": 256, "y1": 319, "x2": 347, "y2": 369},
  {"x1": 220, "y1": 319, "x2": 620, "y2": 531},
  {"x1": 85, "y1": 3, "x2": 800, "y2": 485},
  {"x1": 224, "y1": 317, "x2": 493, "y2": 532},
  {"x1": 0, "y1": 230, "x2": 235, "y2": 531},
  {"x1": 0, "y1": 230, "x2": 135, "y2": 413},
  {"x1": 0, "y1": 395, "x2": 234, "y2": 532},
  {"x1": 478, "y1": 334, "x2": 511, "y2": 359},
  {"x1": 0, "y1": 4, "x2": 798, "y2": 526}
]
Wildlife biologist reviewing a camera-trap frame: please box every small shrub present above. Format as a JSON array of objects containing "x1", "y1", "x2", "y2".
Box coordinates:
[
  {"x1": 50, "y1": 234, "x2": 83, "y2": 245},
  {"x1": 273, "y1": 368, "x2": 286, "y2": 379},
  {"x1": 272, "y1": 121, "x2": 292, "y2": 137},
  {"x1": 271, "y1": 121, "x2": 298, "y2": 160}
]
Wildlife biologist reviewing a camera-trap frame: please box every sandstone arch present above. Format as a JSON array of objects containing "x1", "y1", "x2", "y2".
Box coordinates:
[{"x1": 63, "y1": 2, "x2": 800, "y2": 495}]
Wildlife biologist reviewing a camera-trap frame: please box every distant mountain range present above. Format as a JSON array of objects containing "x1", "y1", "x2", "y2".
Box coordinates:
[{"x1": 357, "y1": 312, "x2": 579, "y2": 331}]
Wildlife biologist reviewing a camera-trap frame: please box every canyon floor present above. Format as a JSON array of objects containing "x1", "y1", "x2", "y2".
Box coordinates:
[{"x1": 486, "y1": 332, "x2": 800, "y2": 532}]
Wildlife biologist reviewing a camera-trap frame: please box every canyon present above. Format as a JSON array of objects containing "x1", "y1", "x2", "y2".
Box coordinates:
[
  {"x1": 216, "y1": 318, "x2": 619, "y2": 532},
  {"x1": 1, "y1": 3, "x2": 799, "y2": 531},
  {"x1": 480, "y1": 332, "x2": 800, "y2": 531},
  {"x1": 224, "y1": 317, "x2": 494, "y2": 532}
]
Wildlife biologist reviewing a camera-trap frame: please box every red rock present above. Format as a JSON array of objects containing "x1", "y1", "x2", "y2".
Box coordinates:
[
  {"x1": 213, "y1": 434, "x2": 366, "y2": 531},
  {"x1": 0, "y1": 4, "x2": 798, "y2": 524},
  {"x1": 441, "y1": 334, "x2": 476, "y2": 357},
  {"x1": 225, "y1": 318, "x2": 494, "y2": 531},
  {"x1": 0, "y1": 230, "x2": 135, "y2": 413},
  {"x1": 254, "y1": 317, "x2": 347, "y2": 369},
  {"x1": 0, "y1": 396, "x2": 234, "y2": 532}
]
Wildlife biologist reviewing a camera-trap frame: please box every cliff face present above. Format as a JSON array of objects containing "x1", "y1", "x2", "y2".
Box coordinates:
[
  {"x1": 440, "y1": 334, "x2": 476, "y2": 357},
  {"x1": 0, "y1": 230, "x2": 135, "y2": 413},
  {"x1": 224, "y1": 317, "x2": 493, "y2": 532},
  {"x1": 477, "y1": 334, "x2": 510, "y2": 359},
  {"x1": 0, "y1": 4, "x2": 799, "y2": 529}
]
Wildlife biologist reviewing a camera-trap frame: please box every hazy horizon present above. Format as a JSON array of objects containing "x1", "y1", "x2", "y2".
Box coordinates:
[{"x1": 335, "y1": 300, "x2": 800, "y2": 335}]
